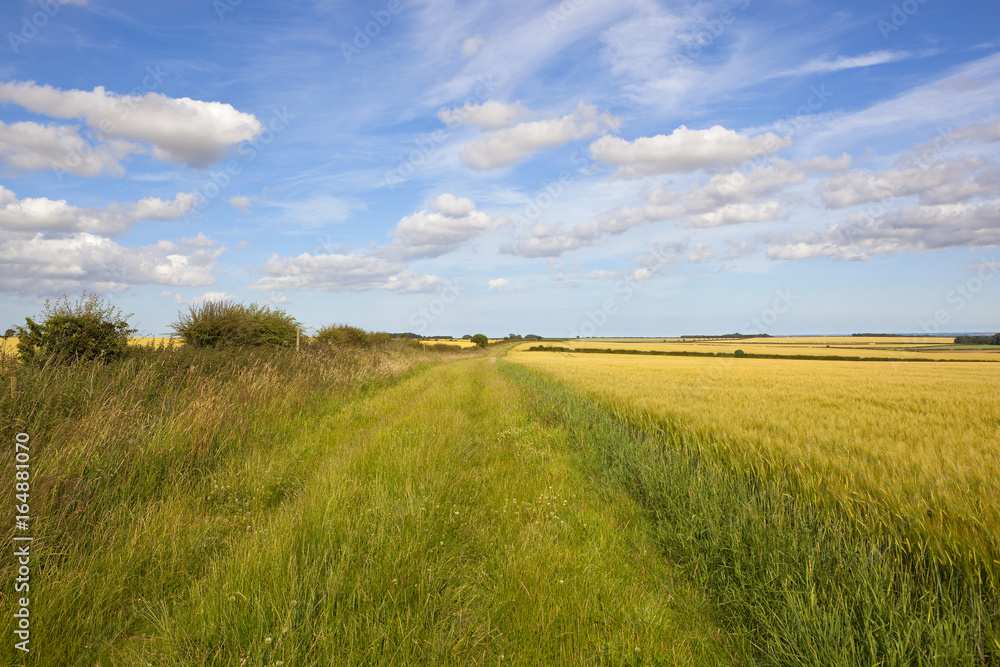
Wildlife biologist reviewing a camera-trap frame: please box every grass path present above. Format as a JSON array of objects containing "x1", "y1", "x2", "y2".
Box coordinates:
[{"x1": 114, "y1": 353, "x2": 732, "y2": 665}]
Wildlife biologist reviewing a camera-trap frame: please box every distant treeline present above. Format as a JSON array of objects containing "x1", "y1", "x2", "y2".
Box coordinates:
[
  {"x1": 954, "y1": 334, "x2": 1000, "y2": 345},
  {"x1": 680, "y1": 333, "x2": 772, "y2": 339},
  {"x1": 525, "y1": 345, "x2": 984, "y2": 363}
]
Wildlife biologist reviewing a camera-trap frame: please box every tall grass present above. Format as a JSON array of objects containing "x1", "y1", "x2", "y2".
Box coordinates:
[
  {"x1": 0, "y1": 340, "x2": 428, "y2": 666},
  {"x1": 500, "y1": 358, "x2": 999, "y2": 665}
]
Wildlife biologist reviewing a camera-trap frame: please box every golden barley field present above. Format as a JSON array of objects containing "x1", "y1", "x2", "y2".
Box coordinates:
[
  {"x1": 507, "y1": 345, "x2": 1000, "y2": 564},
  {"x1": 552, "y1": 336, "x2": 1000, "y2": 361}
]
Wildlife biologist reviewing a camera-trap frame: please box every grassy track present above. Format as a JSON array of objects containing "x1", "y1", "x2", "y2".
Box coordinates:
[
  {"x1": 121, "y1": 354, "x2": 731, "y2": 665},
  {"x1": 4, "y1": 347, "x2": 733, "y2": 665}
]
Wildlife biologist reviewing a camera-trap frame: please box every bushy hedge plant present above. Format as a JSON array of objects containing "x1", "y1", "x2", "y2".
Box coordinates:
[
  {"x1": 16, "y1": 292, "x2": 137, "y2": 365},
  {"x1": 170, "y1": 301, "x2": 299, "y2": 348},
  {"x1": 315, "y1": 324, "x2": 391, "y2": 348}
]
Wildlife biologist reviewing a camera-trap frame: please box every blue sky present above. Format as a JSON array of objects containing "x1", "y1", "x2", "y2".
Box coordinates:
[{"x1": 1, "y1": 0, "x2": 998, "y2": 337}]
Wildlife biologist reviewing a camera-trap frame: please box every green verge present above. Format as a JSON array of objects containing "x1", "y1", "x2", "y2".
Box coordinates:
[
  {"x1": 109, "y1": 354, "x2": 735, "y2": 666},
  {"x1": 498, "y1": 359, "x2": 999, "y2": 666}
]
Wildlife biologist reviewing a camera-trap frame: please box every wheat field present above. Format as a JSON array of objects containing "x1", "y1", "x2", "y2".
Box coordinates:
[{"x1": 507, "y1": 347, "x2": 1000, "y2": 568}]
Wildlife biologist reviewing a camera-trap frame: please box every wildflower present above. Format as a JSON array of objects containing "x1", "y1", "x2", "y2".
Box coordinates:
[{"x1": 264, "y1": 637, "x2": 272, "y2": 644}]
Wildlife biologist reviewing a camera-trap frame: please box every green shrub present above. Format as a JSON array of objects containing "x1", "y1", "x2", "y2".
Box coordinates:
[
  {"x1": 734, "y1": 349, "x2": 746, "y2": 357},
  {"x1": 471, "y1": 333, "x2": 488, "y2": 348},
  {"x1": 15, "y1": 292, "x2": 136, "y2": 366},
  {"x1": 170, "y1": 301, "x2": 299, "y2": 348},
  {"x1": 316, "y1": 324, "x2": 374, "y2": 347}
]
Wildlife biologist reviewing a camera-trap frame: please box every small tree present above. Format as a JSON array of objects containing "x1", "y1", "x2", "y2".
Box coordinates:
[
  {"x1": 471, "y1": 333, "x2": 488, "y2": 348},
  {"x1": 734, "y1": 349, "x2": 746, "y2": 358},
  {"x1": 15, "y1": 292, "x2": 136, "y2": 365}
]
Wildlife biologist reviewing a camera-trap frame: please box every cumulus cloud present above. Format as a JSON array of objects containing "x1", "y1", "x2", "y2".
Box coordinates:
[
  {"x1": 799, "y1": 153, "x2": 852, "y2": 172},
  {"x1": 502, "y1": 221, "x2": 598, "y2": 258},
  {"x1": 767, "y1": 199, "x2": 1000, "y2": 260},
  {"x1": 228, "y1": 195, "x2": 253, "y2": 214},
  {"x1": 387, "y1": 193, "x2": 504, "y2": 258},
  {"x1": 164, "y1": 290, "x2": 237, "y2": 305},
  {"x1": 590, "y1": 125, "x2": 792, "y2": 177},
  {"x1": 461, "y1": 35, "x2": 486, "y2": 58},
  {"x1": 0, "y1": 121, "x2": 139, "y2": 177},
  {"x1": 820, "y1": 157, "x2": 998, "y2": 208},
  {"x1": 682, "y1": 202, "x2": 784, "y2": 228},
  {"x1": 953, "y1": 119, "x2": 1000, "y2": 143},
  {"x1": 437, "y1": 100, "x2": 532, "y2": 130},
  {"x1": 0, "y1": 232, "x2": 223, "y2": 296},
  {"x1": 0, "y1": 186, "x2": 198, "y2": 236},
  {"x1": 487, "y1": 278, "x2": 509, "y2": 290},
  {"x1": 654, "y1": 159, "x2": 805, "y2": 214},
  {"x1": 460, "y1": 102, "x2": 621, "y2": 169},
  {"x1": 0, "y1": 81, "x2": 262, "y2": 168},
  {"x1": 249, "y1": 252, "x2": 441, "y2": 293}
]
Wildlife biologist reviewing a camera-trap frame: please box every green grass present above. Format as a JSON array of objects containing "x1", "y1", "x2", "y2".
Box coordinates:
[
  {"x1": 2, "y1": 344, "x2": 731, "y2": 665},
  {"x1": 499, "y1": 359, "x2": 998, "y2": 666}
]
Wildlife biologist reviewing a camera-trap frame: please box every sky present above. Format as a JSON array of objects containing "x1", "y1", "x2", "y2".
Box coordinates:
[{"x1": 1, "y1": 0, "x2": 998, "y2": 338}]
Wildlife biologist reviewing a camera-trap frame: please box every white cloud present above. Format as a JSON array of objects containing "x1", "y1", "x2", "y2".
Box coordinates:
[
  {"x1": 487, "y1": 278, "x2": 509, "y2": 290},
  {"x1": 461, "y1": 102, "x2": 621, "y2": 169},
  {"x1": 767, "y1": 199, "x2": 1000, "y2": 260},
  {"x1": 249, "y1": 252, "x2": 441, "y2": 293},
  {"x1": 0, "y1": 232, "x2": 223, "y2": 296},
  {"x1": 0, "y1": 81, "x2": 262, "y2": 168},
  {"x1": 502, "y1": 221, "x2": 597, "y2": 258},
  {"x1": 168, "y1": 290, "x2": 237, "y2": 305},
  {"x1": 820, "y1": 157, "x2": 997, "y2": 208},
  {"x1": 437, "y1": 100, "x2": 531, "y2": 130},
  {"x1": 0, "y1": 121, "x2": 139, "y2": 177},
  {"x1": 682, "y1": 202, "x2": 784, "y2": 228},
  {"x1": 387, "y1": 193, "x2": 503, "y2": 258},
  {"x1": 688, "y1": 242, "x2": 716, "y2": 263},
  {"x1": 953, "y1": 119, "x2": 1000, "y2": 143},
  {"x1": 789, "y1": 50, "x2": 913, "y2": 76},
  {"x1": 590, "y1": 125, "x2": 792, "y2": 177},
  {"x1": 0, "y1": 186, "x2": 198, "y2": 236},
  {"x1": 229, "y1": 195, "x2": 252, "y2": 214},
  {"x1": 799, "y1": 153, "x2": 852, "y2": 172},
  {"x1": 461, "y1": 35, "x2": 486, "y2": 58}
]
